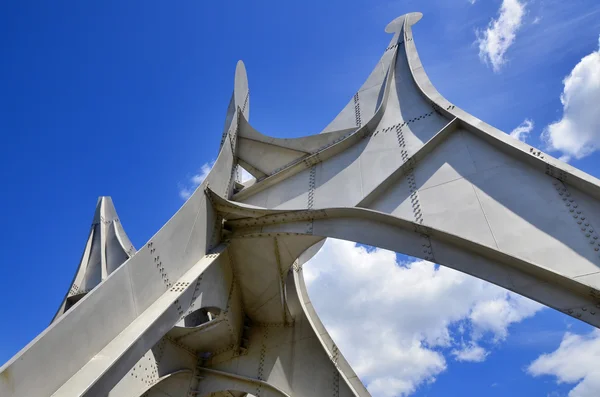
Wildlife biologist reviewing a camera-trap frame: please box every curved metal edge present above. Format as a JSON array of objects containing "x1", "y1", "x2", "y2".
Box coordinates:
[
  {"x1": 234, "y1": 60, "x2": 249, "y2": 121},
  {"x1": 236, "y1": 113, "x2": 356, "y2": 179},
  {"x1": 291, "y1": 248, "x2": 371, "y2": 397},
  {"x1": 238, "y1": 112, "x2": 354, "y2": 155},
  {"x1": 169, "y1": 317, "x2": 225, "y2": 338},
  {"x1": 401, "y1": 14, "x2": 600, "y2": 201},
  {"x1": 196, "y1": 367, "x2": 292, "y2": 397}
]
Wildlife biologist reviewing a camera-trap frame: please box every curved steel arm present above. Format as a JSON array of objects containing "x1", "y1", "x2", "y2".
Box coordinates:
[{"x1": 218, "y1": 197, "x2": 600, "y2": 328}]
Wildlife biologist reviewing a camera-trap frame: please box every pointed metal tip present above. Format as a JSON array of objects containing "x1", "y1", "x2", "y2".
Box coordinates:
[
  {"x1": 385, "y1": 12, "x2": 423, "y2": 33},
  {"x1": 234, "y1": 60, "x2": 249, "y2": 119}
]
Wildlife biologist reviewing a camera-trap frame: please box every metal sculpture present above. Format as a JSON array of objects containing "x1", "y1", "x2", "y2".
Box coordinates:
[{"x1": 3, "y1": 12, "x2": 600, "y2": 397}]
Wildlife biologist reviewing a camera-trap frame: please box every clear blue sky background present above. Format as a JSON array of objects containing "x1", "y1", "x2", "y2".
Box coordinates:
[{"x1": 1, "y1": 1, "x2": 599, "y2": 396}]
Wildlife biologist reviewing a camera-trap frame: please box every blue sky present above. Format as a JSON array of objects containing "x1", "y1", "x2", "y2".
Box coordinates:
[{"x1": 1, "y1": 0, "x2": 600, "y2": 396}]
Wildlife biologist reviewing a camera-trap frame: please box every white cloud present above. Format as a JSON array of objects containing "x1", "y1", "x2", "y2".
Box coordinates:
[
  {"x1": 452, "y1": 343, "x2": 488, "y2": 362},
  {"x1": 527, "y1": 330, "x2": 600, "y2": 397},
  {"x1": 237, "y1": 165, "x2": 253, "y2": 183},
  {"x1": 509, "y1": 119, "x2": 534, "y2": 142},
  {"x1": 304, "y1": 239, "x2": 544, "y2": 397},
  {"x1": 470, "y1": 295, "x2": 541, "y2": 340},
  {"x1": 542, "y1": 36, "x2": 600, "y2": 160},
  {"x1": 179, "y1": 161, "x2": 213, "y2": 200},
  {"x1": 476, "y1": 0, "x2": 527, "y2": 72}
]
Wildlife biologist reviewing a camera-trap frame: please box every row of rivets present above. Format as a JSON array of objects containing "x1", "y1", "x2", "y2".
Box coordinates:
[
  {"x1": 148, "y1": 241, "x2": 171, "y2": 289},
  {"x1": 255, "y1": 327, "x2": 269, "y2": 396},
  {"x1": 553, "y1": 181, "x2": 600, "y2": 253},
  {"x1": 545, "y1": 163, "x2": 568, "y2": 181},
  {"x1": 185, "y1": 276, "x2": 204, "y2": 316},
  {"x1": 307, "y1": 166, "x2": 317, "y2": 234},
  {"x1": 353, "y1": 92, "x2": 362, "y2": 128},
  {"x1": 332, "y1": 343, "x2": 340, "y2": 397},
  {"x1": 529, "y1": 147, "x2": 545, "y2": 159},
  {"x1": 385, "y1": 40, "x2": 403, "y2": 52}
]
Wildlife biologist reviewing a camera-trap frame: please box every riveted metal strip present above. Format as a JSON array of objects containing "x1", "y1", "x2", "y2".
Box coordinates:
[
  {"x1": 529, "y1": 147, "x2": 546, "y2": 160},
  {"x1": 353, "y1": 92, "x2": 362, "y2": 127},
  {"x1": 255, "y1": 327, "x2": 269, "y2": 397},
  {"x1": 68, "y1": 285, "x2": 80, "y2": 296},
  {"x1": 227, "y1": 209, "x2": 329, "y2": 229},
  {"x1": 148, "y1": 241, "x2": 172, "y2": 290},
  {"x1": 307, "y1": 166, "x2": 317, "y2": 233},
  {"x1": 170, "y1": 281, "x2": 191, "y2": 320},
  {"x1": 330, "y1": 343, "x2": 340, "y2": 397},
  {"x1": 185, "y1": 275, "x2": 204, "y2": 316},
  {"x1": 308, "y1": 166, "x2": 317, "y2": 210},
  {"x1": 242, "y1": 91, "x2": 249, "y2": 114},
  {"x1": 394, "y1": 121, "x2": 436, "y2": 261},
  {"x1": 546, "y1": 162, "x2": 567, "y2": 181},
  {"x1": 553, "y1": 180, "x2": 600, "y2": 254},
  {"x1": 385, "y1": 40, "x2": 404, "y2": 52},
  {"x1": 254, "y1": 322, "x2": 294, "y2": 328},
  {"x1": 186, "y1": 357, "x2": 205, "y2": 397},
  {"x1": 551, "y1": 179, "x2": 600, "y2": 320}
]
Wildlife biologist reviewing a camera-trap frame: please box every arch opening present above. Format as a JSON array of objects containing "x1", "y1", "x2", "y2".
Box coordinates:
[{"x1": 182, "y1": 306, "x2": 222, "y2": 328}]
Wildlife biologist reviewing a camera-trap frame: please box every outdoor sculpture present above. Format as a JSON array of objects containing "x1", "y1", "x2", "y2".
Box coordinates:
[{"x1": 3, "y1": 12, "x2": 600, "y2": 397}]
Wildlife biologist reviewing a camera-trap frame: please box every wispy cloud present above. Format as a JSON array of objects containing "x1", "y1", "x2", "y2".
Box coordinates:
[
  {"x1": 178, "y1": 161, "x2": 214, "y2": 200},
  {"x1": 542, "y1": 36, "x2": 600, "y2": 162},
  {"x1": 452, "y1": 343, "x2": 489, "y2": 363},
  {"x1": 476, "y1": 0, "x2": 527, "y2": 72},
  {"x1": 528, "y1": 330, "x2": 600, "y2": 397},
  {"x1": 509, "y1": 119, "x2": 534, "y2": 142},
  {"x1": 305, "y1": 239, "x2": 543, "y2": 397}
]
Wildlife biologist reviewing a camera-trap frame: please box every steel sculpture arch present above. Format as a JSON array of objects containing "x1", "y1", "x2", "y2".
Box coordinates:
[{"x1": 2, "y1": 11, "x2": 600, "y2": 397}]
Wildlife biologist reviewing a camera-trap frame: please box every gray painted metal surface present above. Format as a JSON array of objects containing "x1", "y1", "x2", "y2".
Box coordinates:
[{"x1": 2, "y1": 12, "x2": 600, "y2": 397}]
